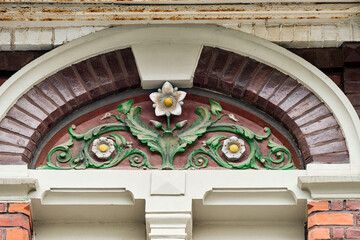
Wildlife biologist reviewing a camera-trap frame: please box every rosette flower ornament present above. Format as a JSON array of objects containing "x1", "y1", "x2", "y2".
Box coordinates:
[
  {"x1": 150, "y1": 81, "x2": 187, "y2": 117},
  {"x1": 92, "y1": 137, "x2": 115, "y2": 159}
]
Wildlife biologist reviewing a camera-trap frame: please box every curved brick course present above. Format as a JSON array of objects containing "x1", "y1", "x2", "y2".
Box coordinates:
[
  {"x1": 0, "y1": 48, "x2": 140, "y2": 165},
  {"x1": 194, "y1": 46, "x2": 348, "y2": 165},
  {"x1": 0, "y1": 46, "x2": 349, "y2": 166}
]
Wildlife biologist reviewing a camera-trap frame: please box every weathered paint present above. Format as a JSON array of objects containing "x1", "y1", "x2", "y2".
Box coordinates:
[{"x1": 0, "y1": 3, "x2": 358, "y2": 24}]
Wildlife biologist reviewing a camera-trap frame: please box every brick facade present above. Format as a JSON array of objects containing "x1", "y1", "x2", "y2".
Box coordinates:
[
  {"x1": 308, "y1": 201, "x2": 360, "y2": 240},
  {"x1": 0, "y1": 203, "x2": 32, "y2": 240}
]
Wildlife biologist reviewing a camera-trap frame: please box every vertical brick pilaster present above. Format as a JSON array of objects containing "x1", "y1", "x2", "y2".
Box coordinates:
[
  {"x1": 0, "y1": 203, "x2": 32, "y2": 240},
  {"x1": 308, "y1": 200, "x2": 360, "y2": 240}
]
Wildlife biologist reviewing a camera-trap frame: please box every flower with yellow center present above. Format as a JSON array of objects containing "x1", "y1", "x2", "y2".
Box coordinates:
[
  {"x1": 92, "y1": 137, "x2": 115, "y2": 159},
  {"x1": 149, "y1": 82, "x2": 186, "y2": 117},
  {"x1": 221, "y1": 136, "x2": 246, "y2": 161}
]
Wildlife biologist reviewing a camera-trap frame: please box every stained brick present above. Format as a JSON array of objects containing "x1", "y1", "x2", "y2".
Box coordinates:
[
  {"x1": 255, "y1": 70, "x2": 287, "y2": 110},
  {"x1": 193, "y1": 46, "x2": 213, "y2": 87},
  {"x1": 308, "y1": 213, "x2": 353, "y2": 228},
  {"x1": 302, "y1": 128, "x2": 344, "y2": 147},
  {"x1": 0, "y1": 154, "x2": 29, "y2": 165},
  {"x1": 309, "y1": 141, "x2": 347, "y2": 155},
  {"x1": 308, "y1": 201, "x2": 329, "y2": 215},
  {"x1": 357, "y1": 214, "x2": 360, "y2": 225},
  {"x1": 332, "y1": 228, "x2": 345, "y2": 239},
  {"x1": 299, "y1": 115, "x2": 338, "y2": 135},
  {"x1": 47, "y1": 74, "x2": 78, "y2": 109},
  {"x1": 0, "y1": 214, "x2": 30, "y2": 230},
  {"x1": 121, "y1": 48, "x2": 140, "y2": 88},
  {"x1": 286, "y1": 94, "x2": 321, "y2": 120},
  {"x1": 26, "y1": 88, "x2": 62, "y2": 123},
  {"x1": 15, "y1": 98, "x2": 48, "y2": 122},
  {"x1": 343, "y1": 43, "x2": 360, "y2": 63},
  {"x1": 244, "y1": 65, "x2": 273, "y2": 103},
  {"x1": 0, "y1": 118, "x2": 41, "y2": 142},
  {"x1": 344, "y1": 82, "x2": 360, "y2": 93},
  {"x1": 266, "y1": 77, "x2": 298, "y2": 116},
  {"x1": 0, "y1": 130, "x2": 35, "y2": 152},
  {"x1": 36, "y1": 81, "x2": 70, "y2": 113},
  {"x1": 104, "y1": 51, "x2": 129, "y2": 91},
  {"x1": 5, "y1": 229, "x2": 29, "y2": 240},
  {"x1": 0, "y1": 203, "x2": 7, "y2": 212},
  {"x1": 294, "y1": 104, "x2": 331, "y2": 127},
  {"x1": 89, "y1": 56, "x2": 116, "y2": 94},
  {"x1": 74, "y1": 60, "x2": 103, "y2": 98},
  {"x1": 232, "y1": 58, "x2": 260, "y2": 98},
  {"x1": 7, "y1": 107, "x2": 47, "y2": 134},
  {"x1": 311, "y1": 152, "x2": 349, "y2": 164},
  {"x1": 346, "y1": 200, "x2": 360, "y2": 211},
  {"x1": 61, "y1": 67, "x2": 91, "y2": 105},
  {"x1": 344, "y1": 67, "x2": 360, "y2": 82},
  {"x1": 308, "y1": 228, "x2": 330, "y2": 240},
  {"x1": 220, "y1": 55, "x2": 246, "y2": 94},
  {"x1": 208, "y1": 49, "x2": 230, "y2": 89},
  {"x1": 274, "y1": 85, "x2": 311, "y2": 119},
  {"x1": 347, "y1": 228, "x2": 360, "y2": 239},
  {"x1": 347, "y1": 93, "x2": 360, "y2": 106},
  {"x1": 331, "y1": 201, "x2": 344, "y2": 211}
]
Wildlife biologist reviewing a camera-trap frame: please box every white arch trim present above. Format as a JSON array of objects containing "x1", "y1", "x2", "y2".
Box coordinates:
[{"x1": 0, "y1": 24, "x2": 359, "y2": 174}]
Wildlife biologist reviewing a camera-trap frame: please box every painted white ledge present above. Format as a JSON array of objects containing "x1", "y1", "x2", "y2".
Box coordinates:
[
  {"x1": 0, "y1": 178, "x2": 37, "y2": 201},
  {"x1": 0, "y1": 25, "x2": 359, "y2": 174},
  {"x1": 299, "y1": 176, "x2": 360, "y2": 199}
]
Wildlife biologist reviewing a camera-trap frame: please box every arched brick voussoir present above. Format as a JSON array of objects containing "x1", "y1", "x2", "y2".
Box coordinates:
[
  {"x1": 194, "y1": 46, "x2": 349, "y2": 165},
  {"x1": 0, "y1": 48, "x2": 140, "y2": 166}
]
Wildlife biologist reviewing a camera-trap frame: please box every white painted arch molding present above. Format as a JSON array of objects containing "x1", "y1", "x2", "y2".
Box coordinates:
[{"x1": 0, "y1": 24, "x2": 359, "y2": 174}]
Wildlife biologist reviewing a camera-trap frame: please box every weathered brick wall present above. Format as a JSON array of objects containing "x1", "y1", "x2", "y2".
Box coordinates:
[
  {"x1": 0, "y1": 203, "x2": 32, "y2": 240},
  {"x1": 308, "y1": 201, "x2": 360, "y2": 240}
]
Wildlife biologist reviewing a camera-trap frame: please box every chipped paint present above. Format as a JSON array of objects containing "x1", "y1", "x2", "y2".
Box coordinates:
[{"x1": 0, "y1": 3, "x2": 358, "y2": 25}]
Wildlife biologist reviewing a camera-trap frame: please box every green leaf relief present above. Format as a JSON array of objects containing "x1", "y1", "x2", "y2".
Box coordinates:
[
  {"x1": 209, "y1": 99, "x2": 222, "y2": 116},
  {"x1": 117, "y1": 100, "x2": 134, "y2": 114}
]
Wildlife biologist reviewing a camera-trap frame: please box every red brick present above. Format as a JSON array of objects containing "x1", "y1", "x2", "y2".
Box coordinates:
[
  {"x1": 244, "y1": 65, "x2": 274, "y2": 103},
  {"x1": 328, "y1": 75, "x2": 342, "y2": 87},
  {"x1": 5, "y1": 229, "x2": 29, "y2": 240},
  {"x1": 299, "y1": 115, "x2": 338, "y2": 135},
  {"x1": 60, "y1": 67, "x2": 91, "y2": 105},
  {"x1": 332, "y1": 228, "x2": 344, "y2": 239},
  {"x1": 0, "y1": 154, "x2": 29, "y2": 165},
  {"x1": 308, "y1": 213, "x2": 354, "y2": 228},
  {"x1": 221, "y1": 54, "x2": 246, "y2": 94},
  {"x1": 331, "y1": 201, "x2": 344, "y2": 211},
  {"x1": 303, "y1": 128, "x2": 343, "y2": 147},
  {"x1": 0, "y1": 229, "x2": 4, "y2": 239},
  {"x1": 8, "y1": 203, "x2": 31, "y2": 217},
  {"x1": 89, "y1": 56, "x2": 116, "y2": 94},
  {"x1": 294, "y1": 104, "x2": 331, "y2": 127},
  {"x1": 308, "y1": 201, "x2": 329, "y2": 215},
  {"x1": 15, "y1": 98, "x2": 48, "y2": 121},
  {"x1": 47, "y1": 74, "x2": 78, "y2": 109},
  {"x1": 343, "y1": 43, "x2": 360, "y2": 63},
  {"x1": 36, "y1": 81, "x2": 71, "y2": 113},
  {"x1": 120, "y1": 48, "x2": 140, "y2": 87},
  {"x1": 0, "y1": 203, "x2": 7, "y2": 212},
  {"x1": 357, "y1": 214, "x2": 360, "y2": 225},
  {"x1": 255, "y1": 70, "x2": 287, "y2": 110},
  {"x1": 344, "y1": 67, "x2": 360, "y2": 82},
  {"x1": 0, "y1": 214, "x2": 30, "y2": 230},
  {"x1": 0, "y1": 118, "x2": 41, "y2": 142},
  {"x1": 308, "y1": 228, "x2": 330, "y2": 240},
  {"x1": 344, "y1": 82, "x2": 360, "y2": 93},
  {"x1": 309, "y1": 141, "x2": 347, "y2": 155},
  {"x1": 346, "y1": 200, "x2": 360, "y2": 211},
  {"x1": 347, "y1": 228, "x2": 360, "y2": 239},
  {"x1": 232, "y1": 58, "x2": 260, "y2": 98},
  {"x1": 0, "y1": 130, "x2": 36, "y2": 152},
  {"x1": 347, "y1": 93, "x2": 360, "y2": 106},
  {"x1": 74, "y1": 60, "x2": 103, "y2": 98},
  {"x1": 104, "y1": 51, "x2": 130, "y2": 91},
  {"x1": 0, "y1": 145, "x2": 31, "y2": 159}
]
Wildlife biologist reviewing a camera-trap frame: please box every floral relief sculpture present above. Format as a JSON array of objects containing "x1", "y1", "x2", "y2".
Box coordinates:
[{"x1": 40, "y1": 82, "x2": 296, "y2": 170}]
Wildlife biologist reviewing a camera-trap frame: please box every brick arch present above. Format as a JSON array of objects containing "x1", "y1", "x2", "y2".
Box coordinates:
[
  {"x1": 194, "y1": 46, "x2": 348, "y2": 165},
  {"x1": 0, "y1": 46, "x2": 348, "y2": 166},
  {"x1": 0, "y1": 48, "x2": 140, "y2": 165}
]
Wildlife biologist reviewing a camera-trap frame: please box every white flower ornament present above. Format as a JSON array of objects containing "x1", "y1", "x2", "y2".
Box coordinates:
[
  {"x1": 92, "y1": 137, "x2": 115, "y2": 159},
  {"x1": 150, "y1": 82, "x2": 187, "y2": 116},
  {"x1": 222, "y1": 136, "x2": 246, "y2": 161}
]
